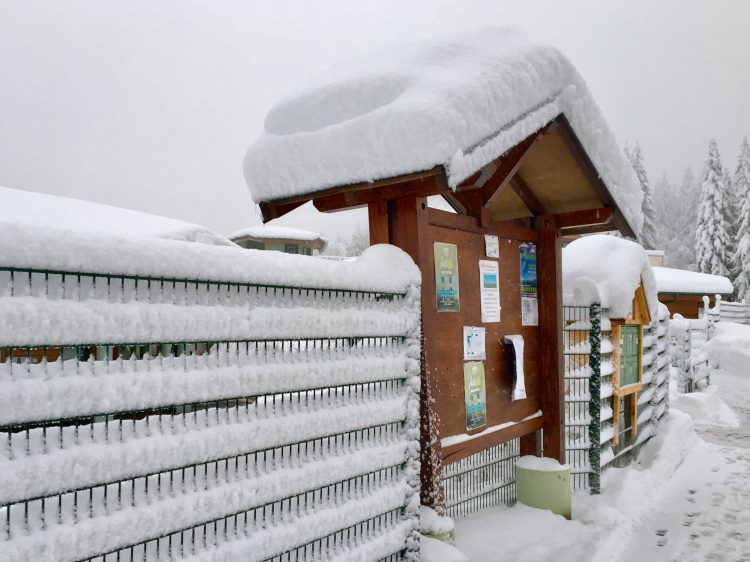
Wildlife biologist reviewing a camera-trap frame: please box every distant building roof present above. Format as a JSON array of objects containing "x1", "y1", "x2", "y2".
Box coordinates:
[
  {"x1": 229, "y1": 225, "x2": 324, "y2": 242},
  {"x1": 653, "y1": 267, "x2": 733, "y2": 295},
  {"x1": 0, "y1": 185, "x2": 233, "y2": 246}
]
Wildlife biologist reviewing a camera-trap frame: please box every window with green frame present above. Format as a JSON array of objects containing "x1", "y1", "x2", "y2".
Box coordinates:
[{"x1": 619, "y1": 324, "x2": 641, "y2": 387}]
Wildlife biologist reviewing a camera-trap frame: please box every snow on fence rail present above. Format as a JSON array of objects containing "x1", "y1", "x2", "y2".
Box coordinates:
[
  {"x1": 711, "y1": 296, "x2": 750, "y2": 325},
  {"x1": 563, "y1": 303, "x2": 669, "y2": 492},
  {"x1": 0, "y1": 229, "x2": 421, "y2": 562}
]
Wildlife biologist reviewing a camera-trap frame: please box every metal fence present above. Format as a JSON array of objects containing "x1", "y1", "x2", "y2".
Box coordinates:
[
  {"x1": 0, "y1": 259, "x2": 421, "y2": 562},
  {"x1": 563, "y1": 304, "x2": 612, "y2": 492},
  {"x1": 442, "y1": 439, "x2": 520, "y2": 518},
  {"x1": 563, "y1": 303, "x2": 670, "y2": 492}
]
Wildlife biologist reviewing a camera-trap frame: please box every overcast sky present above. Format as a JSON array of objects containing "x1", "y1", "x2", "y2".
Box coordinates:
[{"x1": 1, "y1": 1, "x2": 748, "y2": 241}]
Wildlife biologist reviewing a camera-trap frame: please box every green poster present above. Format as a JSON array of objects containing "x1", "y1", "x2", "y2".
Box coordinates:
[
  {"x1": 464, "y1": 361, "x2": 487, "y2": 431},
  {"x1": 434, "y1": 242, "x2": 460, "y2": 312}
]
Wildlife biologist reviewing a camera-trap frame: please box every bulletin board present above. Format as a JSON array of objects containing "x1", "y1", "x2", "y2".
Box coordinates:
[{"x1": 423, "y1": 209, "x2": 543, "y2": 459}]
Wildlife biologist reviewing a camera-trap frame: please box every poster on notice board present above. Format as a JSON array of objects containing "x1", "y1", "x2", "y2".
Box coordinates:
[
  {"x1": 434, "y1": 242, "x2": 460, "y2": 312},
  {"x1": 463, "y1": 361, "x2": 487, "y2": 431},
  {"x1": 478, "y1": 260, "x2": 501, "y2": 323},
  {"x1": 463, "y1": 326, "x2": 486, "y2": 360},
  {"x1": 484, "y1": 234, "x2": 499, "y2": 258},
  {"x1": 519, "y1": 243, "x2": 538, "y2": 326}
]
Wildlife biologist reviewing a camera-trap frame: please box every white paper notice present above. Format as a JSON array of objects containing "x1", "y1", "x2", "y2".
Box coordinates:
[
  {"x1": 463, "y1": 326, "x2": 486, "y2": 360},
  {"x1": 479, "y1": 260, "x2": 501, "y2": 323},
  {"x1": 484, "y1": 235, "x2": 499, "y2": 258},
  {"x1": 521, "y1": 296, "x2": 538, "y2": 326}
]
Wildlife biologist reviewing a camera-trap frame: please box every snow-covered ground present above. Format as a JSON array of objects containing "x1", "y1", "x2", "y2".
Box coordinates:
[{"x1": 424, "y1": 322, "x2": 750, "y2": 562}]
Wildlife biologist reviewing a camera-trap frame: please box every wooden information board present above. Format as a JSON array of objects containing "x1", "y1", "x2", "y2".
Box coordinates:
[{"x1": 423, "y1": 209, "x2": 544, "y2": 462}]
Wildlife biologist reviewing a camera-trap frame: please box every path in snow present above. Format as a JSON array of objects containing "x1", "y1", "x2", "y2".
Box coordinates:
[{"x1": 620, "y1": 370, "x2": 750, "y2": 562}]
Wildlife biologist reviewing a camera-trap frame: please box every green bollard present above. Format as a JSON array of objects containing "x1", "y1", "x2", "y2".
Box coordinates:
[{"x1": 515, "y1": 455, "x2": 572, "y2": 519}]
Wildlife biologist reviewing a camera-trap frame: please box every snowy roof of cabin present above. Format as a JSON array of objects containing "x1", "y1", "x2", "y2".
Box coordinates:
[
  {"x1": 563, "y1": 235, "x2": 658, "y2": 319},
  {"x1": 653, "y1": 267, "x2": 733, "y2": 295},
  {"x1": 228, "y1": 225, "x2": 324, "y2": 242},
  {"x1": 0, "y1": 185, "x2": 233, "y2": 247},
  {"x1": 244, "y1": 26, "x2": 643, "y2": 235}
]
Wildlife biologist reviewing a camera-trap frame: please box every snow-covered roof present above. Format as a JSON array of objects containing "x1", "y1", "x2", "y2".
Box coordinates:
[
  {"x1": 244, "y1": 26, "x2": 643, "y2": 235},
  {"x1": 0, "y1": 185, "x2": 234, "y2": 247},
  {"x1": 229, "y1": 224, "x2": 324, "y2": 242},
  {"x1": 563, "y1": 235, "x2": 658, "y2": 319},
  {"x1": 653, "y1": 266, "x2": 733, "y2": 295}
]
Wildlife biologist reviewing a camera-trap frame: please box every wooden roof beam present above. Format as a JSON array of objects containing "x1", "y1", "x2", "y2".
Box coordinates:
[
  {"x1": 554, "y1": 116, "x2": 636, "y2": 238},
  {"x1": 259, "y1": 166, "x2": 446, "y2": 222},
  {"x1": 481, "y1": 132, "x2": 543, "y2": 208},
  {"x1": 313, "y1": 172, "x2": 449, "y2": 213},
  {"x1": 509, "y1": 175, "x2": 545, "y2": 216},
  {"x1": 556, "y1": 206, "x2": 616, "y2": 235}
]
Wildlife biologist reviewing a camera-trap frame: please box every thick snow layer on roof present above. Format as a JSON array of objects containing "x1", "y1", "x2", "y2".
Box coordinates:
[
  {"x1": 1, "y1": 185, "x2": 233, "y2": 246},
  {"x1": 244, "y1": 27, "x2": 643, "y2": 235},
  {"x1": 229, "y1": 224, "x2": 323, "y2": 242},
  {"x1": 653, "y1": 266, "x2": 733, "y2": 295},
  {"x1": 563, "y1": 235, "x2": 657, "y2": 319}
]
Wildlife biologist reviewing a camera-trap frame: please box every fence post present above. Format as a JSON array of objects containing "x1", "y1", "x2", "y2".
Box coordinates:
[{"x1": 588, "y1": 303, "x2": 602, "y2": 495}]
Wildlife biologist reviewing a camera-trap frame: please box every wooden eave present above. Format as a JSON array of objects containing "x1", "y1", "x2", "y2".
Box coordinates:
[{"x1": 257, "y1": 114, "x2": 636, "y2": 237}]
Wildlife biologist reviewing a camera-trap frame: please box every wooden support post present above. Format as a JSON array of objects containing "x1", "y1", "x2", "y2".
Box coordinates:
[
  {"x1": 537, "y1": 214, "x2": 565, "y2": 463},
  {"x1": 368, "y1": 201, "x2": 389, "y2": 245},
  {"x1": 384, "y1": 196, "x2": 445, "y2": 509}
]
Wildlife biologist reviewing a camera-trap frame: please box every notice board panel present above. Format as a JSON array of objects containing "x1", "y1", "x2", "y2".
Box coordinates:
[{"x1": 424, "y1": 219, "x2": 541, "y2": 443}]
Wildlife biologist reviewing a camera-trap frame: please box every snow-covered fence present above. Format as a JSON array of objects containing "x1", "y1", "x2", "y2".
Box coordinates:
[
  {"x1": 708, "y1": 296, "x2": 750, "y2": 325},
  {"x1": 564, "y1": 303, "x2": 670, "y2": 489},
  {"x1": 0, "y1": 229, "x2": 421, "y2": 562},
  {"x1": 563, "y1": 304, "x2": 613, "y2": 492},
  {"x1": 670, "y1": 314, "x2": 710, "y2": 392}
]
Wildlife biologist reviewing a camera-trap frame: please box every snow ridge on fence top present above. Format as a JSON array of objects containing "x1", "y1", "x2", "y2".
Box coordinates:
[
  {"x1": 0, "y1": 223, "x2": 419, "y2": 294},
  {"x1": 563, "y1": 235, "x2": 657, "y2": 319},
  {"x1": 0, "y1": 185, "x2": 233, "y2": 247},
  {"x1": 244, "y1": 26, "x2": 643, "y2": 236}
]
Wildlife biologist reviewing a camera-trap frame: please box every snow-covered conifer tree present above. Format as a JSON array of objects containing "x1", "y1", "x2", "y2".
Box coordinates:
[
  {"x1": 626, "y1": 142, "x2": 658, "y2": 249},
  {"x1": 696, "y1": 140, "x2": 733, "y2": 276},
  {"x1": 732, "y1": 138, "x2": 750, "y2": 299}
]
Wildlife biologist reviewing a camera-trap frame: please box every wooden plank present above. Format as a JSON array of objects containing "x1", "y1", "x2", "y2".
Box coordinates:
[
  {"x1": 260, "y1": 166, "x2": 444, "y2": 220},
  {"x1": 313, "y1": 174, "x2": 448, "y2": 213},
  {"x1": 510, "y1": 175, "x2": 545, "y2": 216},
  {"x1": 537, "y1": 214, "x2": 565, "y2": 463},
  {"x1": 427, "y1": 208, "x2": 539, "y2": 242},
  {"x1": 368, "y1": 201, "x2": 389, "y2": 245},
  {"x1": 441, "y1": 415, "x2": 544, "y2": 465},
  {"x1": 556, "y1": 207, "x2": 613, "y2": 230},
  {"x1": 259, "y1": 199, "x2": 306, "y2": 223}
]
